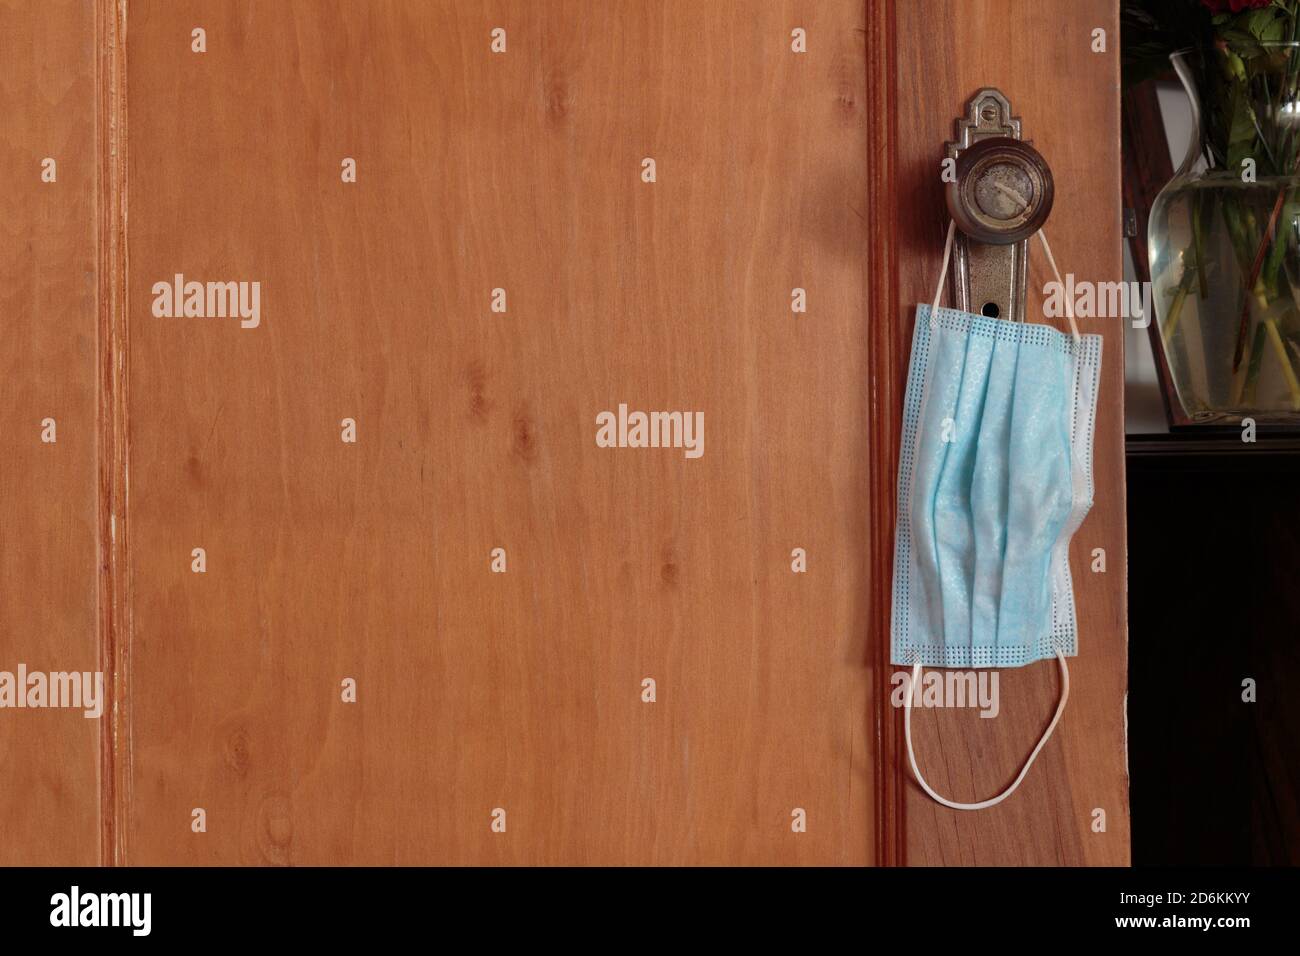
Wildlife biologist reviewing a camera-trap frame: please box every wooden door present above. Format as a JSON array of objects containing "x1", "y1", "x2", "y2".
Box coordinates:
[{"x1": 2, "y1": 0, "x2": 1127, "y2": 866}]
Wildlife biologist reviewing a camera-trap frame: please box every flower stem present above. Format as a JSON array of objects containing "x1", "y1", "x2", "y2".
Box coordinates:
[
  {"x1": 1242, "y1": 322, "x2": 1268, "y2": 406},
  {"x1": 1264, "y1": 317, "x2": 1300, "y2": 410},
  {"x1": 1161, "y1": 266, "x2": 1196, "y2": 341},
  {"x1": 1232, "y1": 186, "x2": 1288, "y2": 371},
  {"x1": 1192, "y1": 189, "x2": 1209, "y2": 300}
]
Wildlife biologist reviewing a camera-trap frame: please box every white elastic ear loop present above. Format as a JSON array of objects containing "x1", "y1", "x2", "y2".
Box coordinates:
[
  {"x1": 903, "y1": 650, "x2": 1070, "y2": 811},
  {"x1": 1035, "y1": 230, "x2": 1082, "y2": 344},
  {"x1": 929, "y1": 219, "x2": 957, "y2": 328}
]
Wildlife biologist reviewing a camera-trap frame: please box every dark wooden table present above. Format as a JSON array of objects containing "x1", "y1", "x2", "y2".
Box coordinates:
[{"x1": 1127, "y1": 433, "x2": 1300, "y2": 864}]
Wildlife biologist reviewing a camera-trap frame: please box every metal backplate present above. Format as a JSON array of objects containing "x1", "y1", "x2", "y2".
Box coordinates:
[{"x1": 945, "y1": 88, "x2": 1036, "y2": 324}]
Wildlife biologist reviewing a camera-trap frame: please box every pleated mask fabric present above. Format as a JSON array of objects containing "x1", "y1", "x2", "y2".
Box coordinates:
[{"x1": 891, "y1": 304, "x2": 1102, "y2": 669}]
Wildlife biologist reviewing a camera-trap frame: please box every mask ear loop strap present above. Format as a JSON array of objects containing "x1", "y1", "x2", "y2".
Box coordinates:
[
  {"x1": 903, "y1": 649, "x2": 1070, "y2": 811},
  {"x1": 1035, "y1": 230, "x2": 1082, "y2": 344},
  {"x1": 927, "y1": 215, "x2": 1079, "y2": 345},
  {"x1": 929, "y1": 220, "x2": 957, "y2": 329}
]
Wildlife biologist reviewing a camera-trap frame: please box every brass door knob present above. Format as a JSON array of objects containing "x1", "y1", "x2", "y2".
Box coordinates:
[{"x1": 946, "y1": 136, "x2": 1054, "y2": 246}]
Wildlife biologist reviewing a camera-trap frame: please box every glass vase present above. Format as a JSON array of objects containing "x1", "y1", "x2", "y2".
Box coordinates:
[{"x1": 1149, "y1": 44, "x2": 1300, "y2": 424}]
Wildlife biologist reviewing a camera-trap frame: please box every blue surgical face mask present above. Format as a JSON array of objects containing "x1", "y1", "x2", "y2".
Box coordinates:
[{"x1": 893, "y1": 222, "x2": 1102, "y2": 810}]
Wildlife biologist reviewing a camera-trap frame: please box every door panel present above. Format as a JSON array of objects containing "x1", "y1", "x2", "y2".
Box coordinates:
[
  {"x1": 121, "y1": 0, "x2": 874, "y2": 865},
  {"x1": 0, "y1": 0, "x2": 102, "y2": 866}
]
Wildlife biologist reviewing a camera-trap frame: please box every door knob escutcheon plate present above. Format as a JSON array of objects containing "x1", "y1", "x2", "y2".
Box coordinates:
[{"x1": 943, "y1": 89, "x2": 1053, "y2": 323}]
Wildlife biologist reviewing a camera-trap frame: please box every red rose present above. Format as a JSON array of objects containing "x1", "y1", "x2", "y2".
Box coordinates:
[{"x1": 1201, "y1": 0, "x2": 1274, "y2": 12}]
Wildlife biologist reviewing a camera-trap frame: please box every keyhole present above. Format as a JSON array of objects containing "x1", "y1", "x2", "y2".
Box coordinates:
[{"x1": 981, "y1": 302, "x2": 1000, "y2": 318}]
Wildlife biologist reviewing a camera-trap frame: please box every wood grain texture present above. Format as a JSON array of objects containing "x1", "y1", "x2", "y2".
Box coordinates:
[
  {"x1": 892, "y1": 0, "x2": 1130, "y2": 865},
  {"x1": 121, "y1": 0, "x2": 875, "y2": 865},
  {"x1": 0, "y1": 0, "x2": 102, "y2": 865}
]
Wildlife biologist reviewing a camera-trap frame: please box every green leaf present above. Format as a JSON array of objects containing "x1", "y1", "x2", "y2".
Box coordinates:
[
  {"x1": 1224, "y1": 84, "x2": 1262, "y2": 170},
  {"x1": 1242, "y1": 7, "x2": 1285, "y2": 44},
  {"x1": 1221, "y1": 28, "x2": 1265, "y2": 59}
]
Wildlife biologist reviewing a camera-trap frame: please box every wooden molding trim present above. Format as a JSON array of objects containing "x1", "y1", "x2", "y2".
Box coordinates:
[
  {"x1": 96, "y1": 0, "x2": 129, "y2": 868},
  {"x1": 865, "y1": 0, "x2": 906, "y2": 868}
]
